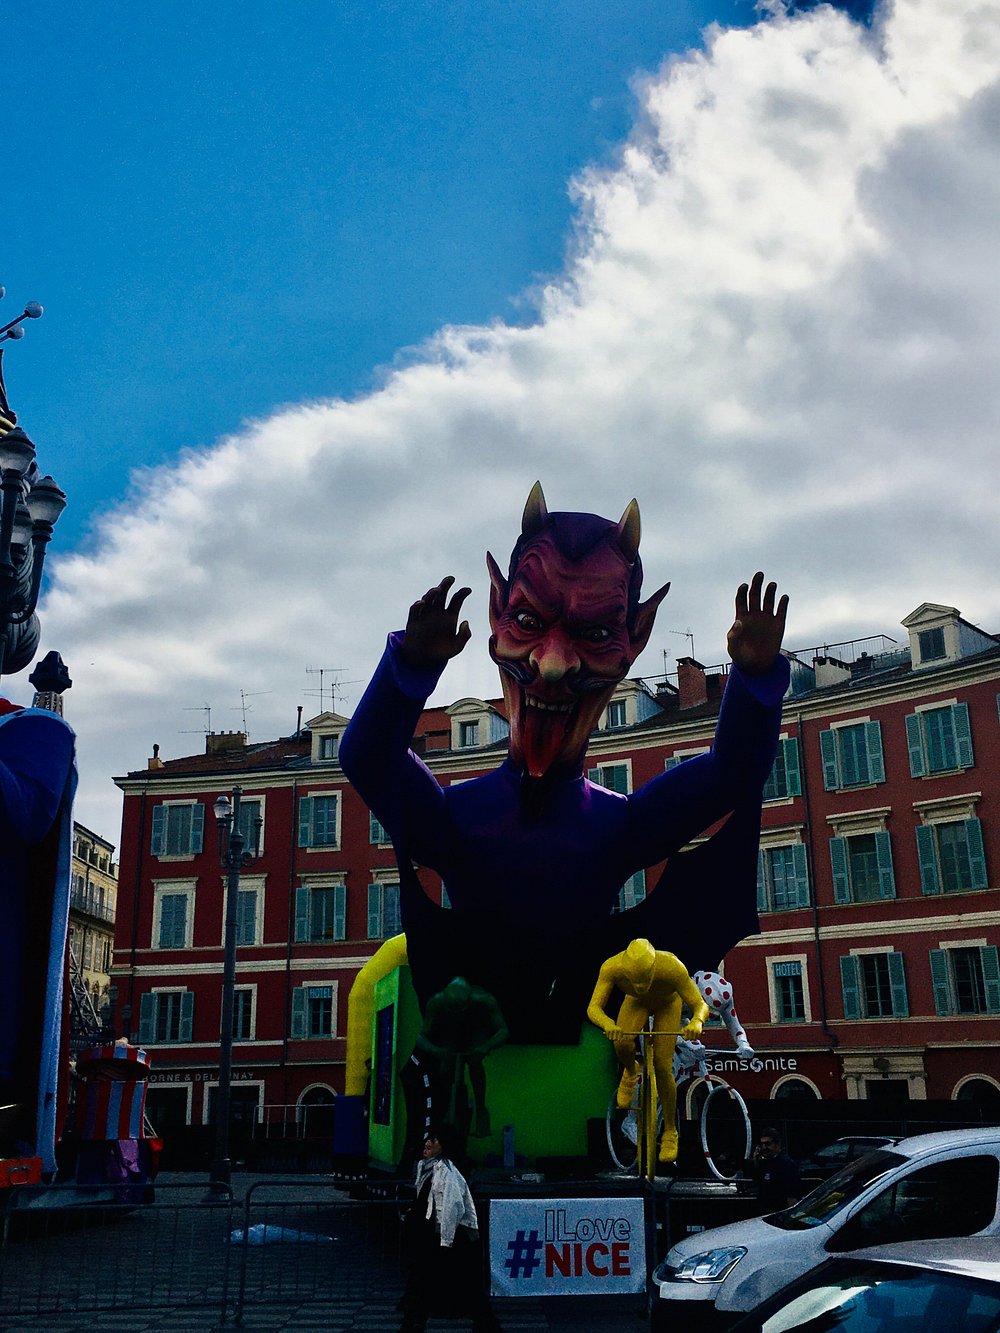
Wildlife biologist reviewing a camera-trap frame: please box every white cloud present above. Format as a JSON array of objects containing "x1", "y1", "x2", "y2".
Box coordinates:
[{"x1": 37, "y1": 0, "x2": 1000, "y2": 842}]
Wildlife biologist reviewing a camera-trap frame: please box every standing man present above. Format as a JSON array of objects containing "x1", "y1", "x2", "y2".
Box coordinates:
[{"x1": 751, "y1": 1127, "x2": 801, "y2": 1211}]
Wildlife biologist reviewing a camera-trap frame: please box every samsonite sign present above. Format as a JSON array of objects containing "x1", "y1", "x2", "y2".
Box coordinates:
[{"x1": 489, "y1": 1197, "x2": 646, "y2": 1296}]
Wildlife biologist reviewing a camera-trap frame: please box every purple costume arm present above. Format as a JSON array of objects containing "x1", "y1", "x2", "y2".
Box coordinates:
[
  {"x1": 0, "y1": 712, "x2": 75, "y2": 843},
  {"x1": 623, "y1": 658, "x2": 790, "y2": 870},
  {"x1": 339, "y1": 633, "x2": 452, "y2": 870}
]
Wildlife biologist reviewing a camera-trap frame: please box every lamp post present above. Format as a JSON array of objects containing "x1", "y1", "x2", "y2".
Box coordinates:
[
  {"x1": 0, "y1": 292, "x2": 63, "y2": 679},
  {"x1": 207, "y1": 786, "x2": 261, "y2": 1197}
]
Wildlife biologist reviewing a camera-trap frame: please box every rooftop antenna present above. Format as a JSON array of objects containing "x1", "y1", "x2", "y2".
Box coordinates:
[
  {"x1": 181, "y1": 703, "x2": 212, "y2": 734},
  {"x1": 232, "y1": 688, "x2": 272, "y2": 734},
  {"x1": 667, "y1": 628, "x2": 696, "y2": 661}
]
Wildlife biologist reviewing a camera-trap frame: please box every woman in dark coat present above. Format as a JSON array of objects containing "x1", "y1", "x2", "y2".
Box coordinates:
[{"x1": 399, "y1": 1125, "x2": 501, "y2": 1332}]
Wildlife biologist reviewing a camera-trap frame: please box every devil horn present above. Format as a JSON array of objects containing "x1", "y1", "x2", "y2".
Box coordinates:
[
  {"x1": 615, "y1": 499, "x2": 641, "y2": 562},
  {"x1": 521, "y1": 481, "x2": 549, "y2": 538}
]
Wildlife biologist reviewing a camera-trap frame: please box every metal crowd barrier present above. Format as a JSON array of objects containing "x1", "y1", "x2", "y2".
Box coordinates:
[{"x1": 0, "y1": 1178, "x2": 407, "y2": 1327}]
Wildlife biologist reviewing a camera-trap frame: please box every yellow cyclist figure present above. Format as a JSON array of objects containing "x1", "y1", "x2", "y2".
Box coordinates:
[{"x1": 587, "y1": 938, "x2": 709, "y2": 1164}]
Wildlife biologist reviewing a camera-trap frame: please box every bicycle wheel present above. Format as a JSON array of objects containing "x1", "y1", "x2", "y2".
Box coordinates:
[
  {"x1": 699, "y1": 1078, "x2": 752, "y2": 1182},
  {"x1": 606, "y1": 1090, "x2": 641, "y2": 1172}
]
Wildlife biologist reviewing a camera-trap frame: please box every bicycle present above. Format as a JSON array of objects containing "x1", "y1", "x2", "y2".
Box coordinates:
[{"x1": 605, "y1": 1020, "x2": 752, "y2": 1182}]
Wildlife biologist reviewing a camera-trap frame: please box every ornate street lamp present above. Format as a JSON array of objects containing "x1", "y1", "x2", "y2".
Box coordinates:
[
  {"x1": 207, "y1": 786, "x2": 262, "y2": 1197},
  {"x1": 0, "y1": 291, "x2": 64, "y2": 679}
]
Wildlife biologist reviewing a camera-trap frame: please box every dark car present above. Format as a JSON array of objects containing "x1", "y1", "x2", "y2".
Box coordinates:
[
  {"x1": 727, "y1": 1238, "x2": 1000, "y2": 1332},
  {"x1": 798, "y1": 1135, "x2": 900, "y2": 1186}
]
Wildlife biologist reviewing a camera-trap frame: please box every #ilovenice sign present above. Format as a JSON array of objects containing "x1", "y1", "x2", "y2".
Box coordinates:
[{"x1": 489, "y1": 1197, "x2": 646, "y2": 1296}]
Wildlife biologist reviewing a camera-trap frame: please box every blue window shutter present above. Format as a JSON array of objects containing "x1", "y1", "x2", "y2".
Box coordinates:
[
  {"x1": 785, "y1": 738, "x2": 802, "y2": 797},
  {"x1": 981, "y1": 947, "x2": 1000, "y2": 1015},
  {"x1": 190, "y1": 802, "x2": 205, "y2": 854},
  {"x1": 830, "y1": 837, "x2": 851, "y2": 904},
  {"x1": 819, "y1": 730, "x2": 839, "y2": 790},
  {"x1": 839, "y1": 956, "x2": 860, "y2": 1019},
  {"x1": 150, "y1": 805, "x2": 165, "y2": 856},
  {"x1": 138, "y1": 992, "x2": 156, "y2": 1044},
  {"x1": 367, "y1": 884, "x2": 382, "y2": 939},
  {"x1": 612, "y1": 765, "x2": 629, "y2": 794},
  {"x1": 887, "y1": 952, "x2": 909, "y2": 1018},
  {"x1": 756, "y1": 848, "x2": 768, "y2": 913},
  {"x1": 964, "y1": 818, "x2": 988, "y2": 890},
  {"x1": 663, "y1": 756, "x2": 679, "y2": 771},
  {"x1": 864, "y1": 722, "x2": 885, "y2": 784},
  {"x1": 929, "y1": 949, "x2": 954, "y2": 1015},
  {"x1": 384, "y1": 883, "x2": 401, "y2": 936},
  {"x1": 294, "y1": 885, "x2": 311, "y2": 941},
  {"x1": 370, "y1": 811, "x2": 384, "y2": 844},
  {"x1": 334, "y1": 884, "x2": 347, "y2": 940},
  {"x1": 179, "y1": 991, "x2": 194, "y2": 1042},
  {"x1": 291, "y1": 987, "x2": 306, "y2": 1038},
  {"x1": 587, "y1": 765, "x2": 599, "y2": 782},
  {"x1": 905, "y1": 714, "x2": 926, "y2": 777},
  {"x1": 874, "y1": 831, "x2": 896, "y2": 899},
  {"x1": 236, "y1": 889, "x2": 256, "y2": 946},
  {"x1": 952, "y1": 703, "x2": 974, "y2": 769},
  {"x1": 762, "y1": 757, "x2": 780, "y2": 803},
  {"x1": 791, "y1": 843, "x2": 810, "y2": 908},
  {"x1": 916, "y1": 824, "x2": 941, "y2": 894},
  {"x1": 298, "y1": 796, "x2": 313, "y2": 848}
]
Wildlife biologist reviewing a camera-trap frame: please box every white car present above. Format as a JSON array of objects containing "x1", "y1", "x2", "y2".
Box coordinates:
[{"x1": 649, "y1": 1128, "x2": 1000, "y2": 1332}]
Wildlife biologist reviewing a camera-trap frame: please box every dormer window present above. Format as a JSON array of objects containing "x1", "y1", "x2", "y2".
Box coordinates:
[
  {"x1": 606, "y1": 699, "x2": 627, "y2": 729},
  {"x1": 917, "y1": 628, "x2": 946, "y2": 663},
  {"x1": 318, "y1": 734, "x2": 339, "y2": 760},
  {"x1": 459, "y1": 720, "x2": 479, "y2": 748}
]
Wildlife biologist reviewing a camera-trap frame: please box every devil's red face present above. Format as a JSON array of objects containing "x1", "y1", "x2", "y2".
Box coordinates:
[{"x1": 489, "y1": 534, "x2": 641, "y2": 778}]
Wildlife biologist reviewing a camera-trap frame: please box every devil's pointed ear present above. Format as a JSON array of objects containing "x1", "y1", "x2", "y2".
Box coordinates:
[
  {"x1": 630, "y1": 581, "x2": 670, "y2": 655},
  {"x1": 615, "y1": 499, "x2": 641, "y2": 564},
  {"x1": 521, "y1": 481, "x2": 548, "y2": 539},
  {"x1": 486, "y1": 551, "x2": 508, "y2": 625}
]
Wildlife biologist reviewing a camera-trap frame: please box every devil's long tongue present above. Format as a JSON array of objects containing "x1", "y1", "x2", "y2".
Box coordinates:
[{"x1": 522, "y1": 702, "x2": 571, "y2": 777}]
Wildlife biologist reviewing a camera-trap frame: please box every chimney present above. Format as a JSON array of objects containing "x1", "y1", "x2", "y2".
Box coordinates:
[
  {"x1": 205, "y1": 730, "x2": 248, "y2": 755},
  {"x1": 147, "y1": 743, "x2": 164, "y2": 771},
  {"x1": 676, "y1": 657, "x2": 708, "y2": 710}
]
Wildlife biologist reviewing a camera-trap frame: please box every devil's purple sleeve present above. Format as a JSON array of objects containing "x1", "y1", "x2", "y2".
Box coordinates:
[
  {"x1": 623, "y1": 657, "x2": 789, "y2": 869},
  {"x1": 0, "y1": 713, "x2": 75, "y2": 844},
  {"x1": 339, "y1": 634, "x2": 453, "y2": 871}
]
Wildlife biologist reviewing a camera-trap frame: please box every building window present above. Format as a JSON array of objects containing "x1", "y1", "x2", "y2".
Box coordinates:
[
  {"x1": 906, "y1": 703, "x2": 973, "y2": 776},
  {"x1": 916, "y1": 819, "x2": 988, "y2": 894},
  {"x1": 820, "y1": 722, "x2": 885, "y2": 790},
  {"x1": 367, "y1": 881, "x2": 401, "y2": 939},
  {"x1": 773, "y1": 961, "x2": 805, "y2": 1022},
  {"x1": 318, "y1": 734, "x2": 339, "y2": 760},
  {"x1": 588, "y1": 762, "x2": 630, "y2": 794},
  {"x1": 156, "y1": 889, "x2": 192, "y2": 949},
  {"x1": 294, "y1": 883, "x2": 347, "y2": 942},
  {"x1": 82, "y1": 932, "x2": 93, "y2": 969},
  {"x1": 763, "y1": 737, "x2": 801, "y2": 802},
  {"x1": 139, "y1": 990, "x2": 194, "y2": 1044},
  {"x1": 370, "y1": 811, "x2": 391, "y2": 845},
  {"x1": 931, "y1": 947, "x2": 1000, "y2": 1016},
  {"x1": 291, "y1": 984, "x2": 334, "y2": 1038},
  {"x1": 606, "y1": 699, "x2": 627, "y2": 730},
  {"x1": 298, "y1": 794, "x2": 339, "y2": 848},
  {"x1": 830, "y1": 831, "x2": 895, "y2": 903},
  {"x1": 232, "y1": 987, "x2": 254, "y2": 1041},
  {"x1": 757, "y1": 843, "x2": 810, "y2": 911},
  {"x1": 235, "y1": 798, "x2": 262, "y2": 855},
  {"x1": 150, "y1": 802, "x2": 205, "y2": 857},
  {"x1": 458, "y1": 720, "x2": 480, "y2": 748},
  {"x1": 918, "y1": 627, "x2": 946, "y2": 663},
  {"x1": 614, "y1": 870, "x2": 646, "y2": 913},
  {"x1": 840, "y1": 952, "x2": 908, "y2": 1018},
  {"x1": 235, "y1": 887, "x2": 259, "y2": 946}
]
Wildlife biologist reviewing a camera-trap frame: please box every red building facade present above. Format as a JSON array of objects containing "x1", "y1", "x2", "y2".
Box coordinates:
[{"x1": 111, "y1": 601, "x2": 1000, "y2": 1136}]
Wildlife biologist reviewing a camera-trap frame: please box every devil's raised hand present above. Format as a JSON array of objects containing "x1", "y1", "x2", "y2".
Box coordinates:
[
  {"x1": 726, "y1": 572, "x2": 789, "y2": 677},
  {"x1": 400, "y1": 575, "x2": 473, "y2": 670}
]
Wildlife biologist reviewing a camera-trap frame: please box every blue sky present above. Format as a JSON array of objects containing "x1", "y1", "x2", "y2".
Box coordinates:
[
  {"x1": 7, "y1": 0, "x2": 767, "y2": 547},
  {"x1": 10, "y1": 0, "x2": 998, "y2": 847}
]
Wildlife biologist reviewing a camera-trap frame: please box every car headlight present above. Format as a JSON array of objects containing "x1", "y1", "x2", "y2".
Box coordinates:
[{"x1": 654, "y1": 1246, "x2": 747, "y2": 1283}]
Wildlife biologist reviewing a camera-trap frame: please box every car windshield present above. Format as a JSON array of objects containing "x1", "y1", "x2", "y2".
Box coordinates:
[
  {"x1": 766, "y1": 1151, "x2": 907, "y2": 1231},
  {"x1": 746, "y1": 1261, "x2": 1000, "y2": 1333}
]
